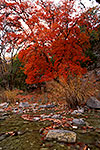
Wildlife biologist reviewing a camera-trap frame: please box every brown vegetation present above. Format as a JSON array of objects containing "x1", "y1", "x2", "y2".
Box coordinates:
[{"x1": 46, "y1": 72, "x2": 99, "y2": 108}]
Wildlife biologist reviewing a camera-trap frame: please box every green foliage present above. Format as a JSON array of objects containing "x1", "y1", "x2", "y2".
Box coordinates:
[
  {"x1": 90, "y1": 30, "x2": 99, "y2": 46},
  {"x1": 12, "y1": 56, "x2": 27, "y2": 90},
  {"x1": 80, "y1": 27, "x2": 99, "y2": 68}
]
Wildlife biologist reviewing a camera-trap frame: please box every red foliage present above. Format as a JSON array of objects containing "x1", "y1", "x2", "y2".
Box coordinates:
[
  {"x1": 18, "y1": 0, "x2": 99, "y2": 84},
  {"x1": 0, "y1": 0, "x2": 99, "y2": 84}
]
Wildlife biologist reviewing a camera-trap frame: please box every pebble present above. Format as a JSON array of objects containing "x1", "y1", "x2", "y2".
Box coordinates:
[
  {"x1": 1, "y1": 113, "x2": 9, "y2": 116},
  {"x1": 0, "y1": 109, "x2": 4, "y2": 112},
  {"x1": 39, "y1": 104, "x2": 55, "y2": 108},
  {"x1": 53, "y1": 141, "x2": 56, "y2": 143},
  {"x1": 72, "y1": 126, "x2": 78, "y2": 129},
  {"x1": 76, "y1": 145, "x2": 80, "y2": 149},
  {"x1": 51, "y1": 114, "x2": 61, "y2": 119},
  {"x1": 33, "y1": 117, "x2": 40, "y2": 121},
  {"x1": 41, "y1": 115, "x2": 51, "y2": 119},
  {"x1": 19, "y1": 102, "x2": 29, "y2": 108},
  {"x1": 71, "y1": 107, "x2": 84, "y2": 115},
  {"x1": 16, "y1": 102, "x2": 19, "y2": 105},
  {"x1": 42, "y1": 144, "x2": 45, "y2": 147},
  {"x1": 0, "y1": 102, "x2": 9, "y2": 108},
  {"x1": 0, "y1": 133, "x2": 9, "y2": 141},
  {"x1": 0, "y1": 116, "x2": 7, "y2": 120},
  {"x1": 60, "y1": 144, "x2": 65, "y2": 147}
]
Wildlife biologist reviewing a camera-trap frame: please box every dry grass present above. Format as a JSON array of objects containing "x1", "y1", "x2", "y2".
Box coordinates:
[
  {"x1": 46, "y1": 75, "x2": 98, "y2": 108},
  {"x1": 0, "y1": 89, "x2": 23, "y2": 103},
  {"x1": 4, "y1": 90, "x2": 18, "y2": 103}
]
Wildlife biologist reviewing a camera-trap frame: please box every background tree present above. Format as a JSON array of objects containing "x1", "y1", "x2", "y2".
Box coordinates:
[{"x1": 0, "y1": 0, "x2": 36, "y2": 89}]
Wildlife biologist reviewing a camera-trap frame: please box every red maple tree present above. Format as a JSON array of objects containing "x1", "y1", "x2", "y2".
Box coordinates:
[
  {"x1": 0, "y1": 0, "x2": 99, "y2": 85},
  {"x1": 19, "y1": 0, "x2": 99, "y2": 84}
]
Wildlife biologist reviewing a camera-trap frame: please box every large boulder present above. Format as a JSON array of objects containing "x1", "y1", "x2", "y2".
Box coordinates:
[
  {"x1": 86, "y1": 97, "x2": 100, "y2": 109},
  {"x1": 45, "y1": 130, "x2": 76, "y2": 143}
]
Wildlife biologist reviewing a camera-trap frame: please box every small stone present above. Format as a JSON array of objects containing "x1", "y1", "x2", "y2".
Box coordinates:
[
  {"x1": 39, "y1": 104, "x2": 55, "y2": 108},
  {"x1": 60, "y1": 144, "x2": 65, "y2": 147},
  {"x1": 39, "y1": 105, "x2": 47, "y2": 108},
  {"x1": 0, "y1": 102, "x2": 9, "y2": 108},
  {"x1": 72, "y1": 126, "x2": 78, "y2": 129},
  {"x1": 42, "y1": 144, "x2": 45, "y2": 147},
  {"x1": 76, "y1": 145, "x2": 80, "y2": 149},
  {"x1": 33, "y1": 117, "x2": 40, "y2": 121},
  {"x1": 71, "y1": 107, "x2": 84, "y2": 115},
  {"x1": 0, "y1": 147, "x2": 2, "y2": 150},
  {"x1": 0, "y1": 116, "x2": 7, "y2": 121},
  {"x1": 51, "y1": 114, "x2": 61, "y2": 119},
  {"x1": 72, "y1": 118, "x2": 85, "y2": 125},
  {"x1": 41, "y1": 115, "x2": 51, "y2": 119},
  {"x1": 0, "y1": 109, "x2": 4, "y2": 112},
  {"x1": 0, "y1": 133, "x2": 10, "y2": 141},
  {"x1": 53, "y1": 141, "x2": 56, "y2": 143},
  {"x1": 19, "y1": 102, "x2": 29, "y2": 108},
  {"x1": 1, "y1": 113, "x2": 9, "y2": 116},
  {"x1": 17, "y1": 131, "x2": 25, "y2": 135}
]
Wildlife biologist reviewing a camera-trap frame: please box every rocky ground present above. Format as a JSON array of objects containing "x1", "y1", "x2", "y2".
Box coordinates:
[
  {"x1": 0, "y1": 97, "x2": 100, "y2": 150},
  {"x1": 0, "y1": 68, "x2": 100, "y2": 150}
]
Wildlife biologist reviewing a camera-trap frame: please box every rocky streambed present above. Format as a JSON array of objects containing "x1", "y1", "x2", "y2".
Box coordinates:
[{"x1": 0, "y1": 101, "x2": 100, "y2": 150}]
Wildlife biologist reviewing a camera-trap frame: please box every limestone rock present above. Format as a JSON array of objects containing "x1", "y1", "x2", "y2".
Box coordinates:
[
  {"x1": 45, "y1": 130, "x2": 76, "y2": 143},
  {"x1": 19, "y1": 102, "x2": 29, "y2": 108},
  {"x1": 72, "y1": 118, "x2": 85, "y2": 125},
  {"x1": 86, "y1": 97, "x2": 100, "y2": 109},
  {"x1": 39, "y1": 104, "x2": 55, "y2": 108},
  {"x1": 0, "y1": 102, "x2": 9, "y2": 108}
]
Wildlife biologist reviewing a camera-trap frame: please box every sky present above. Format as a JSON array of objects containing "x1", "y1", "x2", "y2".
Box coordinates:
[{"x1": 54, "y1": 0, "x2": 98, "y2": 7}]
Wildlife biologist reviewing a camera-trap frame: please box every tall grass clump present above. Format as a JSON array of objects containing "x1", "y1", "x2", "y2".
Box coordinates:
[{"x1": 46, "y1": 75, "x2": 97, "y2": 108}]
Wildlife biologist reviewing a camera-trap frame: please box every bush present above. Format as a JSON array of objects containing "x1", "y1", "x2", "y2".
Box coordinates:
[
  {"x1": 0, "y1": 89, "x2": 21, "y2": 103},
  {"x1": 46, "y1": 75, "x2": 97, "y2": 108}
]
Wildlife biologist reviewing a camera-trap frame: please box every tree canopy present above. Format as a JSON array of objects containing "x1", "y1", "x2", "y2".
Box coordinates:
[{"x1": 0, "y1": 0, "x2": 99, "y2": 85}]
